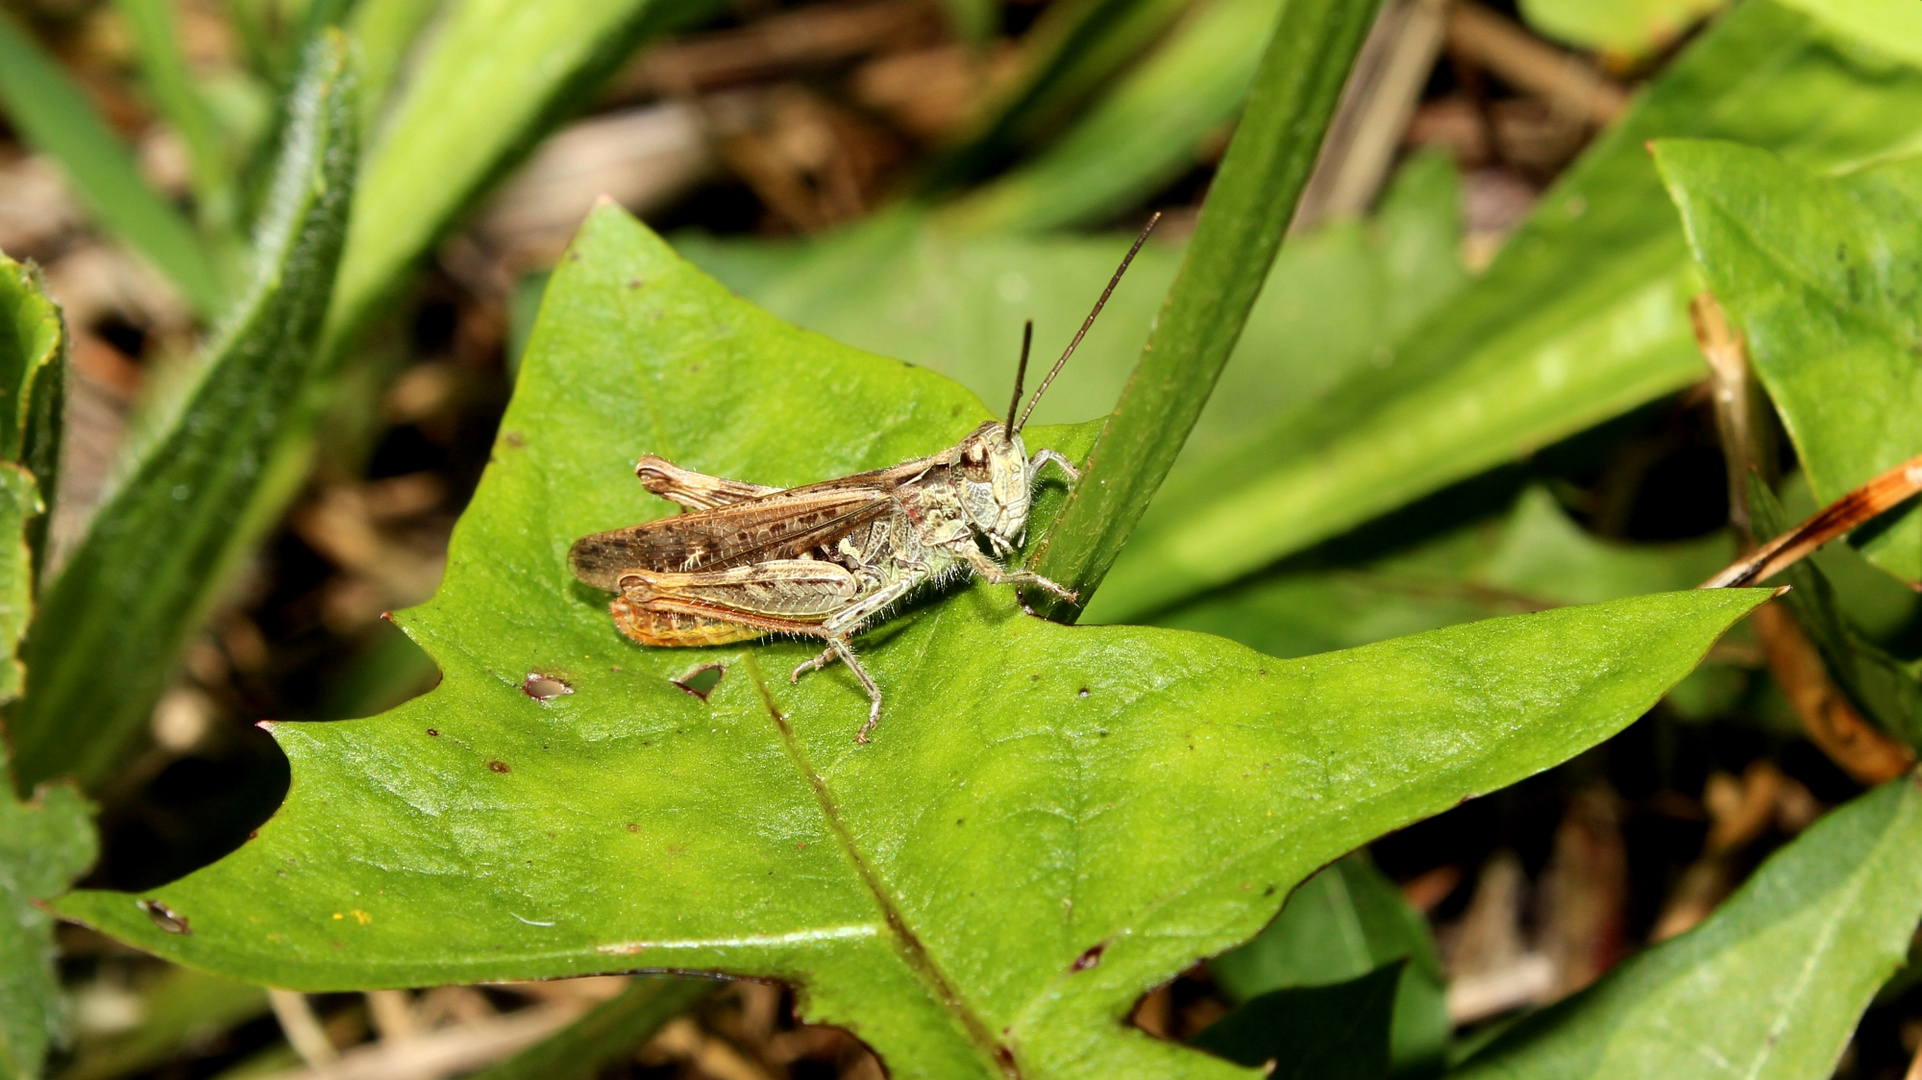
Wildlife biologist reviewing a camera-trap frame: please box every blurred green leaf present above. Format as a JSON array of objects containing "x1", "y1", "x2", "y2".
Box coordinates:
[
  {"x1": 1518, "y1": 0, "x2": 1721, "y2": 54},
  {"x1": 113, "y1": 0, "x2": 237, "y2": 233},
  {"x1": 347, "y1": 0, "x2": 445, "y2": 134},
  {"x1": 942, "y1": 0, "x2": 1283, "y2": 233},
  {"x1": 1194, "y1": 961, "x2": 1402, "y2": 1078},
  {"x1": 1161, "y1": 488, "x2": 1731, "y2": 660},
  {"x1": 325, "y1": 0, "x2": 718, "y2": 346},
  {"x1": 0, "y1": 254, "x2": 67, "y2": 570},
  {"x1": 1772, "y1": 0, "x2": 1922, "y2": 68},
  {"x1": 0, "y1": 12, "x2": 225, "y2": 316},
  {"x1": 466, "y1": 979, "x2": 715, "y2": 1080},
  {"x1": 1453, "y1": 774, "x2": 1922, "y2": 1080},
  {"x1": 1092, "y1": 0, "x2": 1922, "y2": 622},
  {"x1": 1211, "y1": 853, "x2": 1447, "y2": 1077},
  {"x1": 697, "y1": 150, "x2": 1463, "y2": 473},
  {"x1": 1655, "y1": 139, "x2": 1922, "y2": 583},
  {"x1": 922, "y1": 0, "x2": 1193, "y2": 192},
  {"x1": 1028, "y1": 0, "x2": 1378, "y2": 618},
  {"x1": 59, "y1": 206, "x2": 1767, "y2": 1080},
  {"x1": 12, "y1": 35, "x2": 358, "y2": 794},
  {"x1": 55, "y1": 968, "x2": 267, "y2": 1080}
]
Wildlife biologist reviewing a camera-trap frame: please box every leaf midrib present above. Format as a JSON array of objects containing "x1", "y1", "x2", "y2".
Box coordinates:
[{"x1": 744, "y1": 654, "x2": 1018, "y2": 1079}]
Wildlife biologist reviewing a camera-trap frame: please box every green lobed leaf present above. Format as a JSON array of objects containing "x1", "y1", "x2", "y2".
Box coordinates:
[
  {"x1": 1089, "y1": 0, "x2": 1922, "y2": 622},
  {"x1": 323, "y1": 0, "x2": 718, "y2": 346},
  {"x1": 1210, "y1": 852, "x2": 1447, "y2": 1077},
  {"x1": 58, "y1": 207, "x2": 1768, "y2": 1079},
  {"x1": 940, "y1": 0, "x2": 1284, "y2": 234},
  {"x1": 1453, "y1": 773, "x2": 1922, "y2": 1080},
  {"x1": 0, "y1": 253, "x2": 67, "y2": 567},
  {"x1": 1517, "y1": 0, "x2": 1721, "y2": 54},
  {"x1": 0, "y1": 12, "x2": 225, "y2": 316},
  {"x1": 11, "y1": 36, "x2": 359, "y2": 794},
  {"x1": 0, "y1": 429, "x2": 91, "y2": 1080},
  {"x1": 1191, "y1": 961, "x2": 1402, "y2": 1079},
  {"x1": 1026, "y1": 0, "x2": 1379, "y2": 618},
  {"x1": 1655, "y1": 139, "x2": 1922, "y2": 582},
  {"x1": 0, "y1": 769, "x2": 94, "y2": 1080},
  {"x1": 0, "y1": 466, "x2": 41, "y2": 704}
]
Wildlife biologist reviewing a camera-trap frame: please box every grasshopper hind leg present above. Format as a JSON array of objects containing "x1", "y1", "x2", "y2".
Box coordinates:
[{"x1": 791, "y1": 635, "x2": 884, "y2": 743}]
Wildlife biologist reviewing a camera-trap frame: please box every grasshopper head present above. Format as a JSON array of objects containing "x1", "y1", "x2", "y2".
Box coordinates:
[{"x1": 956, "y1": 421, "x2": 1031, "y2": 550}]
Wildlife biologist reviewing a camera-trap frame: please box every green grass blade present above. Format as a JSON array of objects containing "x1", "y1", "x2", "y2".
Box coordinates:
[
  {"x1": 0, "y1": 12, "x2": 224, "y2": 316},
  {"x1": 323, "y1": 0, "x2": 721, "y2": 348},
  {"x1": 465, "y1": 979, "x2": 717, "y2": 1080},
  {"x1": 11, "y1": 34, "x2": 359, "y2": 794},
  {"x1": 941, "y1": 0, "x2": 1284, "y2": 233},
  {"x1": 112, "y1": 0, "x2": 237, "y2": 234},
  {"x1": 921, "y1": 0, "x2": 1194, "y2": 193},
  {"x1": 1024, "y1": 0, "x2": 1377, "y2": 619}
]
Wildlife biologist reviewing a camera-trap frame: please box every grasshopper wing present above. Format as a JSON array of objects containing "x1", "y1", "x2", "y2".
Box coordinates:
[{"x1": 569, "y1": 486, "x2": 897, "y2": 589}]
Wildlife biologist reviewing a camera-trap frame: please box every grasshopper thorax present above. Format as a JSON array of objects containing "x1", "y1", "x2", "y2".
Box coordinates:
[{"x1": 955, "y1": 421, "x2": 1031, "y2": 546}]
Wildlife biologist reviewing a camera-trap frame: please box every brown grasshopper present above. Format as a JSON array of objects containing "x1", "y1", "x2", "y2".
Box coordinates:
[{"x1": 568, "y1": 215, "x2": 1157, "y2": 743}]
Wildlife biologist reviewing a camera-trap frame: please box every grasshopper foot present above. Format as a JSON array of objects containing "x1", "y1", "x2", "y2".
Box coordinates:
[{"x1": 790, "y1": 646, "x2": 834, "y2": 684}]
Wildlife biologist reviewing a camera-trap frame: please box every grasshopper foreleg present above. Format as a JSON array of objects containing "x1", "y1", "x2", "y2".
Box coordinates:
[
  {"x1": 964, "y1": 547, "x2": 1077, "y2": 602},
  {"x1": 1029, "y1": 449, "x2": 1080, "y2": 482}
]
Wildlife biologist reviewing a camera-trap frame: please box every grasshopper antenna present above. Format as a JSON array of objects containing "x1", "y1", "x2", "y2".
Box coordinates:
[
  {"x1": 1005, "y1": 320, "x2": 1034, "y2": 435},
  {"x1": 1013, "y1": 211, "x2": 1160, "y2": 434}
]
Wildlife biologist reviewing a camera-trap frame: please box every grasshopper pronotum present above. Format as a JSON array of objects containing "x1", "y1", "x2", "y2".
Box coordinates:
[{"x1": 569, "y1": 215, "x2": 1157, "y2": 742}]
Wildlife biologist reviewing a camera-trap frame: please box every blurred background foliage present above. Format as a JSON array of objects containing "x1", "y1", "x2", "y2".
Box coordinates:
[{"x1": 2, "y1": 0, "x2": 1922, "y2": 1076}]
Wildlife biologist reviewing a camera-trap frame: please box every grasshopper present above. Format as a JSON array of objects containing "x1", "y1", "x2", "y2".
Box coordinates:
[{"x1": 569, "y1": 215, "x2": 1157, "y2": 743}]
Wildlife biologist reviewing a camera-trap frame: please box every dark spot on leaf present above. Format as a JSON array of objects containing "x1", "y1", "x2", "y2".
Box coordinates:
[
  {"x1": 955, "y1": 818, "x2": 964, "y2": 826},
  {"x1": 568, "y1": 251, "x2": 581, "y2": 262},
  {"x1": 626, "y1": 822, "x2": 640, "y2": 833},
  {"x1": 140, "y1": 900, "x2": 190, "y2": 935},
  {"x1": 671, "y1": 664, "x2": 725, "y2": 700},
  {"x1": 627, "y1": 277, "x2": 643, "y2": 288},
  {"x1": 1030, "y1": 673, "x2": 1040, "y2": 680},
  {"x1": 247, "y1": 830, "x2": 258, "y2": 840},
  {"x1": 1077, "y1": 688, "x2": 1090, "y2": 698},
  {"x1": 1072, "y1": 943, "x2": 1105, "y2": 971},
  {"x1": 1258, "y1": 669, "x2": 1267, "y2": 676},
  {"x1": 1097, "y1": 730, "x2": 1108, "y2": 737},
  {"x1": 1263, "y1": 885, "x2": 1276, "y2": 896},
  {"x1": 503, "y1": 430, "x2": 525, "y2": 448},
  {"x1": 426, "y1": 728, "x2": 439, "y2": 737},
  {"x1": 489, "y1": 760, "x2": 511, "y2": 774},
  {"x1": 523, "y1": 673, "x2": 572, "y2": 700}
]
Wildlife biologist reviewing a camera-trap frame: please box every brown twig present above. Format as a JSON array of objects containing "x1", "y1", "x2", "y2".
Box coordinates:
[
  {"x1": 1688, "y1": 293, "x2": 1916, "y2": 783},
  {"x1": 1700, "y1": 452, "x2": 1922, "y2": 589},
  {"x1": 1445, "y1": 2, "x2": 1628, "y2": 126}
]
